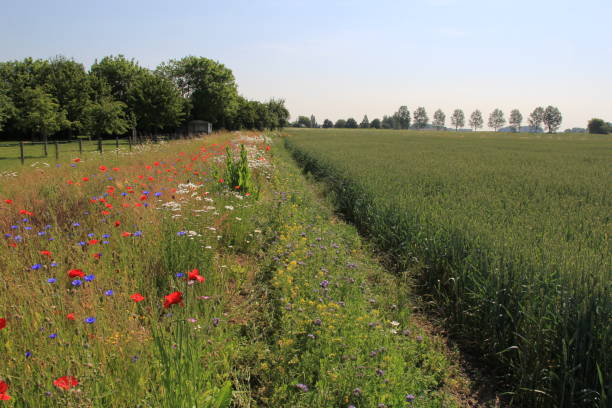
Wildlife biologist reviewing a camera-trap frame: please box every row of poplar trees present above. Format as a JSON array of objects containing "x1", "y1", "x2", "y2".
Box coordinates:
[{"x1": 0, "y1": 55, "x2": 289, "y2": 141}]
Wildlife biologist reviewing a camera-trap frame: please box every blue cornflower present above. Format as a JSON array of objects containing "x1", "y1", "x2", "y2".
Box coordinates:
[
  {"x1": 38, "y1": 231, "x2": 46, "y2": 236},
  {"x1": 32, "y1": 264, "x2": 42, "y2": 270},
  {"x1": 102, "y1": 234, "x2": 110, "y2": 238},
  {"x1": 48, "y1": 237, "x2": 54, "y2": 241},
  {"x1": 87, "y1": 233, "x2": 95, "y2": 238},
  {"x1": 102, "y1": 241, "x2": 109, "y2": 244},
  {"x1": 14, "y1": 235, "x2": 22, "y2": 242},
  {"x1": 47, "y1": 278, "x2": 57, "y2": 283},
  {"x1": 154, "y1": 192, "x2": 162, "y2": 197},
  {"x1": 25, "y1": 351, "x2": 32, "y2": 358},
  {"x1": 72, "y1": 279, "x2": 82, "y2": 287},
  {"x1": 45, "y1": 224, "x2": 52, "y2": 229},
  {"x1": 84, "y1": 317, "x2": 96, "y2": 324},
  {"x1": 70, "y1": 163, "x2": 77, "y2": 167},
  {"x1": 177, "y1": 231, "x2": 186, "y2": 236},
  {"x1": 72, "y1": 222, "x2": 80, "y2": 227},
  {"x1": 49, "y1": 333, "x2": 57, "y2": 339},
  {"x1": 134, "y1": 231, "x2": 142, "y2": 237},
  {"x1": 107, "y1": 176, "x2": 113, "y2": 181},
  {"x1": 4, "y1": 233, "x2": 11, "y2": 238},
  {"x1": 11, "y1": 225, "x2": 18, "y2": 229},
  {"x1": 143, "y1": 203, "x2": 149, "y2": 208},
  {"x1": 50, "y1": 262, "x2": 58, "y2": 267},
  {"x1": 22, "y1": 218, "x2": 28, "y2": 223},
  {"x1": 176, "y1": 273, "x2": 184, "y2": 278},
  {"x1": 84, "y1": 274, "x2": 95, "y2": 282},
  {"x1": 104, "y1": 290, "x2": 113, "y2": 296},
  {"x1": 142, "y1": 191, "x2": 149, "y2": 195},
  {"x1": 121, "y1": 192, "x2": 128, "y2": 196},
  {"x1": 78, "y1": 241, "x2": 86, "y2": 246},
  {"x1": 24, "y1": 226, "x2": 32, "y2": 230}
]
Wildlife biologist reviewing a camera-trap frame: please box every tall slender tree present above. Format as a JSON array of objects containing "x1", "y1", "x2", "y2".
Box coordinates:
[
  {"x1": 469, "y1": 110, "x2": 483, "y2": 131},
  {"x1": 488, "y1": 109, "x2": 505, "y2": 131},
  {"x1": 528, "y1": 107, "x2": 545, "y2": 132},
  {"x1": 509, "y1": 109, "x2": 523, "y2": 132},
  {"x1": 432, "y1": 109, "x2": 446, "y2": 130},
  {"x1": 543, "y1": 106, "x2": 562, "y2": 133},
  {"x1": 360, "y1": 115, "x2": 369, "y2": 128},
  {"x1": 413, "y1": 107, "x2": 428, "y2": 129},
  {"x1": 451, "y1": 109, "x2": 465, "y2": 131}
]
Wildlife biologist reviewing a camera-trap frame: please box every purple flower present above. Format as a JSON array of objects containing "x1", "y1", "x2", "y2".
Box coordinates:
[
  {"x1": 25, "y1": 351, "x2": 32, "y2": 358},
  {"x1": 72, "y1": 279, "x2": 82, "y2": 287},
  {"x1": 416, "y1": 335, "x2": 423, "y2": 343},
  {"x1": 47, "y1": 278, "x2": 56, "y2": 283},
  {"x1": 105, "y1": 290, "x2": 114, "y2": 296},
  {"x1": 320, "y1": 280, "x2": 329, "y2": 288},
  {"x1": 212, "y1": 318, "x2": 220, "y2": 327},
  {"x1": 177, "y1": 231, "x2": 186, "y2": 236},
  {"x1": 176, "y1": 273, "x2": 184, "y2": 278},
  {"x1": 49, "y1": 333, "x2": 57, "y2": 339},
  {"x1": 72, "y1": 222, "x2": 80, "y2": 227},
  {"x1": 32, "y1": 264, "x2": 42, "y2": 270},
  {"x1": 352, "y1": 388, "x2": 362, "y2": 396},
  {"x1": 84, "y1": 317, "x2": 96, "y2": 324},
  {"x1": 295, "y1": 383, "x2": 309, "y2": 392},
  {"x1": 405, "y1": 394, "x2": 415, "y2": 402},
  {"x1": 50, "y1": 262, "x2": 58, "y2": 267},
  {"x1": 84, "y1": 274, "x2": 95, "y2": 282}
]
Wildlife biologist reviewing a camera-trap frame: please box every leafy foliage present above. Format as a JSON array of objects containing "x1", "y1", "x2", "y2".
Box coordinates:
[
  {"x1": 469, "y1": 109, "x2": 483, "y2": 131},
  {"x1": 488, "y1": 108, "x2": 505, "y2": 131}
]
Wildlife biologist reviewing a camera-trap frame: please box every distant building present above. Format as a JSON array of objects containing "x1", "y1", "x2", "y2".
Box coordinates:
[{"x1": 187, "y1": 120, "x2": 212, "y2": 135}]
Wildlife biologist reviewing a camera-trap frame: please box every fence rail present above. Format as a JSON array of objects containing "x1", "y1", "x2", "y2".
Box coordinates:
[{"x1": 0, "y1": 131, "x2": 206, "y2": 165}]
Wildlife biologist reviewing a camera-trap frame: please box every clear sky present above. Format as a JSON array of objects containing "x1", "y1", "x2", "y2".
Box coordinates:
[{"x1": 1, "y1": 0, "x2": 611, "y2": 128}]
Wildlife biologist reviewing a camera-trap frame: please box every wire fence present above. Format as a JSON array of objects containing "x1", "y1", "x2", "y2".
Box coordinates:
[{"x1": 0, "y1": 131, "x2": 204, "y2": 165}]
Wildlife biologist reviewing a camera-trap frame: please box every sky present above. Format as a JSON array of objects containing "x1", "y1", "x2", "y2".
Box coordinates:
[{"x1": 1, "y1": 0, "x2": 611, "y2": 129}]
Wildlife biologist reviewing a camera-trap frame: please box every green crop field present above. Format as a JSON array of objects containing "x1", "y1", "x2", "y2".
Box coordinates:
[{"x1": 284, "y1": 128, "x2": 612, "y2": 408}]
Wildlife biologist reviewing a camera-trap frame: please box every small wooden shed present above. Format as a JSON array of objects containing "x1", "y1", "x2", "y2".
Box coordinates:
[{"x1": 187, "y1": 120, "x2": 212, "y2": 135}]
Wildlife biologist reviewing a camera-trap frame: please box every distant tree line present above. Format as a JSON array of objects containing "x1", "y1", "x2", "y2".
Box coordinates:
[
  {"x1": 295, "y1": 105, "x2": 567, "y2": 133},
  {"x1": 0, "y1": 55, "x2": 289, "y2": 141}
]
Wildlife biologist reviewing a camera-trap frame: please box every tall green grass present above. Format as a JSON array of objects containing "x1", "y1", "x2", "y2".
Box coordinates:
[{"x1": 284, "y1": 128, "x2": 611, "y2": 407}]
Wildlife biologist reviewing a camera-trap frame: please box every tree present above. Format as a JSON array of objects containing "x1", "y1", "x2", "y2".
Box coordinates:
[
  {"x1": 381, "y1": 115, "x2": 394, "y2": 129},
  {"x1": 20, "y1": 86, "x2": 68, "y2": 141},
  {"x1": 83, "y1": 96, "x2": 129, "y2": 139},
  {"x1": 297, "y1": 115, "x2": 312, "y2": 128},
  {"x1": 0, "y1": 84, "x2": 14, "y2": 132},
  {"x1": 450, "y1": 109, "x2": 465, "y2": 131},
  {"x1": 127, "y1": 71, "x2": 186, "y2": 132},
  {"x1": 310, "y1": 114, "x2": 317, "y2": 128},
  {"x1": 413, "y1": 107, "x2": 428, "y2": 129},
  {"x1": 432, "y1": 109, "x2": 445, "y2": 130},
  {"x1": 41, "y1": 56, "x2": 92, "y2": 134},
  {"x1": 396, "y1": 106, "x2": 410, "y2": 129},
  {"x1": 266, "y1": 99, "x2": 289, "y2": 129},
  {"x1": 157, "y1": 56, "x2": 238, "y2": 128},
  {"x1": 469, "y1": 110, "x2": 483, "y2": 131},
  {"x1": 543, "y1": 106, "x2": 562, "y2": 133},
  {"x1": 346, "y1": 117, "x2": 358, "y2": 128},
  {"x1": 334, "y1": 119, "x2": 347, "y2": 128},
  {"x1": 509, "y1": 109, "x2": 523, "y2": 132},
  {"x1": 488, "y1": 109, "x2": 505, "y2": 131},
  {"x1": 528, "y1": 107, "x2": 545, "y2": 132},
  {"x1": 587, "y1": 118, "x2": 610, "y2": 134},
  {"x1": 370, "y1": 118, "x2": 381, "y2": 129},
  {"x1": 322, "y1": 119, "x2": 333, "y2": 128},
  {"x1": 90, "y1": 55, "x2": 144, "y2": 105},
  {"x1": 360, "y1": 115, "x2": 369, "y2": 128}
]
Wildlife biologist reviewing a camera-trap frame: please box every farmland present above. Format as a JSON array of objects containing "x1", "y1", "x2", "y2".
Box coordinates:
[
  {"x1": 284, "y1": 128, "x2": 611, "y2": 408},
  {"x1": 0, "y1": 132, "x2": 470, "y2": 407}
]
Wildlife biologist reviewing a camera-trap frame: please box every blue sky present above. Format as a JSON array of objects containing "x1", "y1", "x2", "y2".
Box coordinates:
[{"x1": 1, "y1": 0, "x2": 611, "y2": 128}]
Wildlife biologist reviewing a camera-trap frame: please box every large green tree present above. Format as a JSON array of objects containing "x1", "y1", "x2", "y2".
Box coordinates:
[
  {"x1": 432, "y1": 109, "x2": 445, "y2": 130},
  {"x1": 157, "y1": 56, "x2": 238, "y2": 128},
  {"x1": 20, "y1": 86, "x2": 68, "y2": 140},
  {"x1": 395, "y1": 106, "x2": 410, "y2": 129},
  {"x1": 587, "y1": 118, "x2": 610, "y2": 134},
  {"x1": 528, "y1": 107, "x2": 544, "y2": 132},
  {"x1": 90, "y1": 55, "x2": 144, "y2": 105},
  {"x1": 543, "y1": 106, "x2": 562, "y2": 133},
  {"x1": 451, "y1": 109, "x2": 465, "y2": 130},
  {"x1": 127, "y1": 71, "x2": 185, "y2": 132},
  {"x1": 488, "y1": 109, "x2": 505, "y2": 131},
  {"x1": 83, "y1": 96, "x2": 130, "y2": 139},
  {"x1": 0, "y1": 82, "x2": 14, "y2": 132},
  {"x1": 413, "y1": 107, "x2": 428, "y2": 129},
  {"x1": 509, "y1": 109, "x2": 523, "y2": 132},
  {"x1": 469, "y1": 109, "x2": 484, "y2": 131}
]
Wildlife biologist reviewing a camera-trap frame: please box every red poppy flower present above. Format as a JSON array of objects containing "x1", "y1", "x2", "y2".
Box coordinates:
[
  {"x1": 163, "y1": 291, "x2": 183, "y2": 308},
  {"x1": 130, "y1": 293, "x2": 145, "y2": 303},
  {"x1": 66, "y1": 313, "x2": 75, "y2": 321},
  {"x1": 188, "y1": 269, "x2": 205, "y2": 283},
  {"x1": 0, "y1": 380, "x2": 10, "y2": 400},
  {"x1": 40, "y1": 250, "x2": 52, "y2": 257},
  {"x1": 73, "y1": 158, "x2": 81, "y2": 163},
  {"x1": 266, "y1": 145, "x2": 271, "y2": 151},
  {"x1": 68, "y1": 269, "x2": 85, "y2": 279},
  {"x1": 92, "y1": 253, "x2": 102, "y2": 259},
  {"x1": 99, "y1": 165, "x2": 107, "y2": 172},
  {"x1": 121, "y1": 232, "x2": 131, "y2": 237},
  {"x1": 4, "y1": 199, "x2": 11, "y2": 204},
  {"x1": 53, "y1": 376, "x2": 78, "y2": 390},
  {"x1": 218, "y1": 178, "x2": 224, "y2": 183},
  {"x1": 0, "y1": 318, "x2": 6, "y2": 330},
  {"x1": 112, "y1": 167, "x2": 119, "y2": 172},
  {"x1": 139, "y1": 195, "x2": 147, "y2": 201},
  {"x1": 82, "y1": 177, "x2": 89, "y2": 182},
  {"x1": 114, "y1": 220, "x2": 121, "y2": 227},
  {"x1": 88, "y1": 239, "x2": 99, "y2": 245},
  {"x1": 101, "y1": 210, "x2": 111, "y2": 216},
  {"x1": 19, "y1": 209, "x2": 33, "y2": 216}
]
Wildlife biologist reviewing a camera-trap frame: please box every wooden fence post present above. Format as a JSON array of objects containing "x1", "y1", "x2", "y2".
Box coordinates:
[
  {"x1": 78, "y1": 139, "x2": 83, "y2": 154},
  {"x1": 20, "y1": 141, "x2": 24, "y2": 165},
  {"x1": 115, "y1": 136, "x2": 119, "y2": 150},
  {"x1": 98, "y1": 137, "x2": 102, "y2": 154},
  {"x1": 43, "y1": 137, "x2": 48, "y2": 157},
  {"x1": 128, "y1": 136, "x2": 132, "y2": 151},
  {"x1": 54, "y1": 141, "x2": 59, "y2": 160}
]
